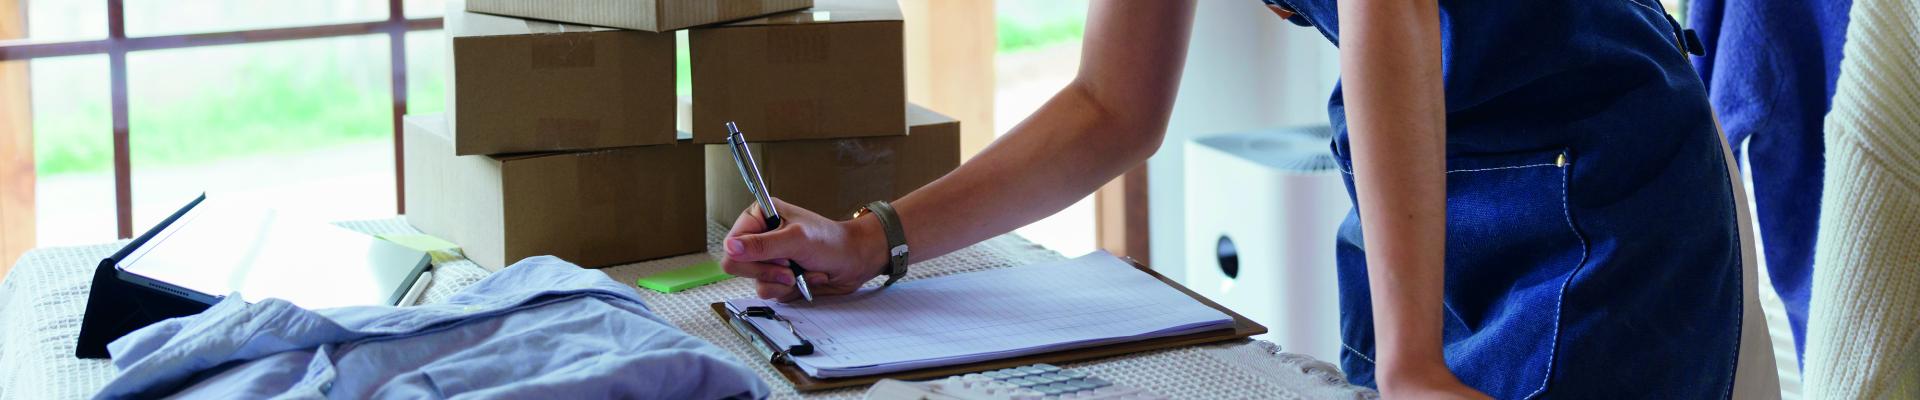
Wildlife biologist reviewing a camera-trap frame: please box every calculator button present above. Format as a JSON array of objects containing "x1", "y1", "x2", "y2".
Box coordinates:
[
  {"x1": 1060, "y1": 369, "x2": 1089, "y2": 379},
  {"x1": 1008, "y1": 377, "x2": 1037, "y2": 387},
  {"x1": 1035, "y1": 364, "x2": 1061, "y2": 372}
]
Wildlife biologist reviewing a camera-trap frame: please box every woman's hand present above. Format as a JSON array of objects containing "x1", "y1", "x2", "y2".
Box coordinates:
[{"x1": 720, "y1": 198, "x2": 889, "y2": 301}]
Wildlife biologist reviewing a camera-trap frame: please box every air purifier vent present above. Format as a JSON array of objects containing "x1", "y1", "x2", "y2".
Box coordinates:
[{"x1": 1189, "y1": 126, "x2": 1337, "y2": 173}]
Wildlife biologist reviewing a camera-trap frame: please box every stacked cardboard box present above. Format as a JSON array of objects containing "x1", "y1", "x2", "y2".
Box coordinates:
[
  {"x1": 688, "y1": 0, "x2": 907, "y2": 143},
  {"x1": 693, "y1": 99, "x2": 959, "y2": 227},
  {"x1": 405, "y1": 0, "x2": 958, "y2": 270},
  {"x1": 404, "y1": 114, "x2": 703, "y2": 270},
  {"x1": 685, "y1": 0, "x2": 958, "y2": 226}
]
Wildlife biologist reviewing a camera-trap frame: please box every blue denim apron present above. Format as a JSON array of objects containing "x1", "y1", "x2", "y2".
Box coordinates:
[{"x1": 1261, "y1": 0, "x2": 1744, "y2": 397}]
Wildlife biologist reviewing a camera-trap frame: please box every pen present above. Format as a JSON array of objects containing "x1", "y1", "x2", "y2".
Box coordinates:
[
  {"x1": 398, "y1": 270, "x2": 433, "y2": 306},
  {"x1": 725, "y1": 121, "x2": 814, "y2": 302}
]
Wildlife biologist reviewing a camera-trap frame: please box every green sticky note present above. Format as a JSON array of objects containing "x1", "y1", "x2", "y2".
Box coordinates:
[
  {"x1": 636, "y1": 261, "x2": 733, "y2": 293},
  {"x1": 376, "y1": 233, "x2": 465, "y2": 263}
]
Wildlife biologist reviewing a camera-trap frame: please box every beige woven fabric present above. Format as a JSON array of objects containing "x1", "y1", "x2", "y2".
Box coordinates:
[
  {"x1": 1802, "y1": 0, "x2": 1920, "y2": 397},
  {"x1": 0, "y1": 218, "x2": 1371, "y2": 399}
]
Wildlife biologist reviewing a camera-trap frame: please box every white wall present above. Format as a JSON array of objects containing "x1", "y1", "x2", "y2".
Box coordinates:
[{"x1": 1149, "y1": 2, "x2": 1339, "y2": 281}]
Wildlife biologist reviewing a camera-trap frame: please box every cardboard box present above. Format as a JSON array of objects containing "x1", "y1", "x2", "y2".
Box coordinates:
[
  {"x1": 465, "y1": 0, "x2": 812, "y2": 32},
  {"x1": 690, "y1": 0, "x2": 905, "y2": 143},
  {"x1": 403, "y1": 114, "x2": 705, "y2": 270},
  {"x1": 704, "y1": 103, "x2": 960, "y2": 227},
  {"x1": 448, "y1": 0, "x2": 677, "y2": 155}
]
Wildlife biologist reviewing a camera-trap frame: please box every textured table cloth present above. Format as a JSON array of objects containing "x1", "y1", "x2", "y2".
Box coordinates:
[{"x1": 0, "y1": 218, "x2": 1373, "y2": 399}]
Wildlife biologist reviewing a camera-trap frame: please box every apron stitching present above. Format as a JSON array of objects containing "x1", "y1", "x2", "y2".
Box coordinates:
[
  {"x1": 1443, "y1": 302, "x2": 1471, "y2": 334},
  {"x1": 1342, "y1": 341, "x2": 1378, "y2": 365},
  {"x1": 1526, "y1": 154, "x2": 1590, "y2": 400},
  {"x1": 1714, "y1": 140, "x2": 1744, "y2": 399},
  {"x1": 1337, "y1": 162, "x2": 1561, "y2": 175}
]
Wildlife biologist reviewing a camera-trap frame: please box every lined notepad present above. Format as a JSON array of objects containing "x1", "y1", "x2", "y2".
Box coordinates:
[{"x1": 724, "y1": 252, "x2": 1234, "y2": 378}]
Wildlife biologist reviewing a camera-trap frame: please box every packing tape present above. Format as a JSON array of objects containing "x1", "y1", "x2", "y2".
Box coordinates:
[
  {"x1": 524, "y1": 19, "x2": 597, "y2": 34},
  {"x1": 530, "y1": 35, "x2": 597, "y2": 69},
  {"x1": 831, "y1": 138, "x2": 897, "y2": 218}
]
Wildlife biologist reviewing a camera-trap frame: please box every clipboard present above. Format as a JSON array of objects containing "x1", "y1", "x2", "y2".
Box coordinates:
[{"x1": 707, "y1": 258, "x2": 1268, "y2": 392}]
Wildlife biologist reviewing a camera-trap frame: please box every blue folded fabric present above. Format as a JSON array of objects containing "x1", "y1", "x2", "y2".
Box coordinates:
[
  {"x1": 96, "y1": 256, "x2": 770, "y2": 399},
  {"x1": 1690, "y1": 0, "x2": 1854, "y2": 369}
]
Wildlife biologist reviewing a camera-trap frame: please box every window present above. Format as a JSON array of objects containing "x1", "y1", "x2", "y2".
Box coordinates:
[{"x1": 0, "y1": 0, "x2": 442, "y2": 272}]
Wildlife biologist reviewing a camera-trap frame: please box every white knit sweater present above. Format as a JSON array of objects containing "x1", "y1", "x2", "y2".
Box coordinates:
[{"x1": 1801, "y1": 0, "x2": 1920, "y2": 396}]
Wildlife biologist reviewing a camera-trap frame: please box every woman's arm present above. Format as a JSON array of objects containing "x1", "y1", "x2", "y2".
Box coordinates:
[
  {"x1": 1335, "y1": 0, "x2": 1484, "y2": 398},
  {"x1": 721, "y1": 1, "x2": 1198, "y2": 300}
]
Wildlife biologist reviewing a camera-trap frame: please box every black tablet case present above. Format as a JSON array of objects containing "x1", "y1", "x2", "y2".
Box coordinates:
[{"x1": 74, "y1": 194, "x2": 214, "y2": 359}]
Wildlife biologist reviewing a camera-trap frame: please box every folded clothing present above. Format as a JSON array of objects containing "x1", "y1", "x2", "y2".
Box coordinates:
[{"x1": 95, "y1": 256, "x2": 769, "y2": 399}]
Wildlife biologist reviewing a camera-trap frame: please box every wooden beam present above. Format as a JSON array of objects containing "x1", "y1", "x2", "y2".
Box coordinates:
[
  {"x1": 2, "y1": 0, "x2": 33, "y2": 276},
  {"x1": 899, "y1": 0, "x2": 995, "y2": 160},
  {"x1": 0, "y1": 18, "x2": 444, "y2": 61},
  {"x1": 1096, "y1": 165, "x2": 1149, "y2": 265}
]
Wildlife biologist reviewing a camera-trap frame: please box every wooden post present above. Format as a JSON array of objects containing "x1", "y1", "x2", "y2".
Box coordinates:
[
  {"x1": 1, "y1": 0, "x2": 34, "y2": 275},
  {"x1": 1096, "y1": 166, "x2": 1149, "y2": 265},
  {"x1": 899, "y1": 0, "x2": 995, "y2": 160}
]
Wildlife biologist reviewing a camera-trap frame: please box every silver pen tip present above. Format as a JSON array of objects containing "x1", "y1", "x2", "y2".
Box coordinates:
[{"x1": 794, "y1": 276, "x2": 814, "y2": 302}]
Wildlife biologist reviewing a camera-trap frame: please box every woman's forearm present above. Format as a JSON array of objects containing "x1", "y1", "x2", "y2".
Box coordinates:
[
  {"x1": 891, "y1": 83, "x2": 1159, "y2": 262},
  {"x1": 881, "y1": 1, "x2": 1196, "y2": 263},
  {"x1": 1336, "y1": 0, "x2": 1452, "y2": 387}
]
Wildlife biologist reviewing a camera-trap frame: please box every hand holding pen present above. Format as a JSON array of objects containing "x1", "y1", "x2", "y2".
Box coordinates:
[
  {"x1": 723, "y1": 122, "x2": 814, "y2": 302},
  {"x1": 718, "y1": 122, "x2": 895, "y2": 302}
]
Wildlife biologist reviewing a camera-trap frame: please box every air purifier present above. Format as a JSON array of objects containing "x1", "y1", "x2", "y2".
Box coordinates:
[{"x1": 1184, "y1": 126, "x2": 1349, "y2": 363}]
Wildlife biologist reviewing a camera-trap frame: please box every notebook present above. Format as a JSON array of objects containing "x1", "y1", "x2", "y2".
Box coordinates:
[{"x1": 722, "y1": 252, "x2": 1235, "y2": 378}]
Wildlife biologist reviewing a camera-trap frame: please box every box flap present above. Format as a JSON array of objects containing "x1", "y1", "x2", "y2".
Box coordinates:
[
  {"x1": 450, "y1": 0, "x2": 616, "y2": 38},
  {"x1": 717, "y1": 0, "x2": 900, "y2": 27}
]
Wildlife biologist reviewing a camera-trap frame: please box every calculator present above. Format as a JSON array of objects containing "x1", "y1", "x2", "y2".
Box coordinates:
[{"x1": 863, "y1": 363, "x2": 1164, "y2": 400}]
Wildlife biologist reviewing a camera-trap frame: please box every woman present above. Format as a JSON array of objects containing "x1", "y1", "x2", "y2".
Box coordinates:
[{"x1": 720, "y1": 1, "x2": 1743, "y2": 397}]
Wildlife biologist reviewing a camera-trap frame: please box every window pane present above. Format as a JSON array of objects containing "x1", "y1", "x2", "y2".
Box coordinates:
[
  {"x1": 405, "y1": 0, "x2": 445, "y2": 19},
  {"x1": 404, "y1": 29, "x2": 443, "y2": 114},
  {"x1": 24, "y1": 55, "x2": 117, "y2": 245},
  {"x1": 123, "y1": 0, "x2": 389, "y2": 37},
  {"x1": 996, "y1": 1, "x2": 1093, "y2": 256},
  {"x1": 22, "y1": 0, "x2": 108, "y2": 41},
  {"x1": 128, "y1": 35, "x2": 396, "y2": 230}
]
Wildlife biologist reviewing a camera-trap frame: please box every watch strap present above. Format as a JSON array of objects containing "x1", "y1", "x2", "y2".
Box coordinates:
[{"x1": 862, "y1": 201, "x2": 909, "y2": 287}]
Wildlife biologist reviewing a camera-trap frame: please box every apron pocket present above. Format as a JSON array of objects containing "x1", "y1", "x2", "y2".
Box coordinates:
[{"x1": 1437, "y1": 148, "x2": 1588, "y2": 398}]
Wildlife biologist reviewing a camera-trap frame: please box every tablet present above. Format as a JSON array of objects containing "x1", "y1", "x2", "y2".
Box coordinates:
[{"x1": 115, "y1": 195, "x2": 430, "y2": 309}]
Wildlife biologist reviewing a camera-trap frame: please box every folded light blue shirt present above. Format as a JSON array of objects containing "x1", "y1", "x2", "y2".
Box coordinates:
[{"x1": 96, "y1": 256, "x2": 770, "y2": 399}]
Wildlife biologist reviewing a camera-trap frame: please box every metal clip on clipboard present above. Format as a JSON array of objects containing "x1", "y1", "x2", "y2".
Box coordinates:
[{"x1": 723, "y1": 306, "x2": 816, "y2": 364}]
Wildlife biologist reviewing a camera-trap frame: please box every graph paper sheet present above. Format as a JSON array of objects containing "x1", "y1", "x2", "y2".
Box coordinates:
[{"x1": 724, "y1": 252, "x2": 1234, "y2": 378}]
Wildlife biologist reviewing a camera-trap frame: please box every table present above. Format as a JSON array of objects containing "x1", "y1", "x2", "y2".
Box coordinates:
[{"x1": 0, "y1": 218, "x2": 1374, "y2": 399}]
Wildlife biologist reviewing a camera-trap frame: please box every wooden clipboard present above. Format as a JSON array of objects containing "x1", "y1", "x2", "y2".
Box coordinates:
[{"x1": 707, "y1": 258, "x2": 1269, "y2": 392}]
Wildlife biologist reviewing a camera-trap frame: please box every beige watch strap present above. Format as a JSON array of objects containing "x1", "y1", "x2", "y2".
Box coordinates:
[{"x1": 860, "y1": 201, "x2": 909, "y2": 287}]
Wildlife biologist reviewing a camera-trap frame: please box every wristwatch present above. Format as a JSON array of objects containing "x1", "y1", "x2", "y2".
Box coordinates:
[{"x1": 853, "y1": 201, "x2": 909, "y2": 287}]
